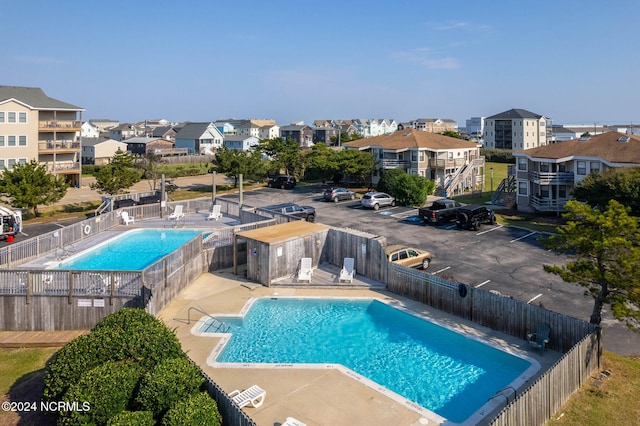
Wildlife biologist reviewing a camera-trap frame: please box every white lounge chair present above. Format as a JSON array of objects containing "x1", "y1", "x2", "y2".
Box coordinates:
[
  {"x1": 297, "y1": 257, "x2": 313, "y2": 282},
  {"x1": 228, "y1": 385, "x2": 266, "y2": 408},
  {"x1": 206, "y1": 204, "x2": 223, "y2": 221},
  {"x1": 282, "y1": 417, "x2": 306, "y2": 426},
  {"x1": 120, "y1": 211, "x2": 135, "y2": 225},
  {"x1": 167, "y1": 205, "x2": 185, "y2": 221},
  {"x1": 339, "y1": 257, "x2": 355, "y2": 283}
]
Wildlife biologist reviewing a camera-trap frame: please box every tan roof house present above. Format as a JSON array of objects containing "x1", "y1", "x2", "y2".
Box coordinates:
[
  {"x1": 344, "y1": 129, "x2": 484, "y2": 195},
  {"x1": 0, "y1": 85, "x2": 84, "y2": 187},
  {"x1": 512, "y1": 132, "x2": 640, "y2": 212}
]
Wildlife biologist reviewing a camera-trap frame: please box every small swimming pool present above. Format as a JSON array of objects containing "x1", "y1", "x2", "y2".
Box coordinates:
[
  {"x1": 54, "y1": 229, "x2": 204, "y2": 270},
  {"x1": 200, "y1": 298, "x2": 538, "y2": 424}
]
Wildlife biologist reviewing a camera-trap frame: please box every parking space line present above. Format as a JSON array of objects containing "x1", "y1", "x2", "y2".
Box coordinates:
[
  {"x1": 476, "y1": 280, "x2": 490, "y2": 288},
  {"x1": 527, "y1": 294, "x2": 542, "y2": 304},
  {"x1": 511, "y1": 231, "x2": 537, "y2": 243},
  {"x1": 476, "y1": 224, "x2": 503, "y2": 235},
  {"x1": 431, "y1": 266, "x2": 451, "y2": 275},
  {"x1": 392, "y1": 209, "x2": 418, "y2": 219}
]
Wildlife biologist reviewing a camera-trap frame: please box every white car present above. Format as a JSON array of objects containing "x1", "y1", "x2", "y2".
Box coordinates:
[{"x1": 360, "y1": 192, "x2": 396, "y2": 210}]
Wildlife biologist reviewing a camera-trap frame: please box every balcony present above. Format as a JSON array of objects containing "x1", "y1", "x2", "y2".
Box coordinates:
[
  {"x1": 46, "y1": 162, "x2": 81, "y2": 174},
  {"x1": 38, "y1": 120, "x2": 82, "y2": 131},
  {"x1": 428, "y1": 158, "x2": 467, "y2": 169},
  {"x1": 530, "y1": 171, "x2": 574, "y2": 185},
  {"x1": 39, "y1": 141, "x2": 81, "y2": 152},
  {"x1": 530, "y1": 196, "x2": 572, "y2": 212},
  {"x1": 381, "y1": 159, "x2": 409, "y2": 169}
]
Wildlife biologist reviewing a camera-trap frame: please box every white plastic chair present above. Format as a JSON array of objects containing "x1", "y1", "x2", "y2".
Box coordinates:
[
  {"x1": 282, "y1": 417, "x2": 306, "y2": 426},
  {"x1": 339, "y1": 257, "x2": 355, "y2": 283},
  {"x1": 297, "y1": 257, "x2": 313, "y2": 282},
  {"x1": 120, "y1": 211, "x2": 135, "y2": 225},
  {"x1": 167, "y1": 205, "x2": 184, "y2": 221},
  {"x1": 228, "y1": 385, "x2": 266, "y2": 408},
  {"x1": 206, "y1": 204, "x2": 223, "y2": 221}
]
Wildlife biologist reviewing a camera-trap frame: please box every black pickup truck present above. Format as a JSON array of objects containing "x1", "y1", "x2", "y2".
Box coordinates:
[{"x1": 418, "y1": 199, "x2": 462, "y2": 224}]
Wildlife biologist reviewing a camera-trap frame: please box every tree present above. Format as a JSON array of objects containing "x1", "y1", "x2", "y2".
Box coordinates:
[
  {"x1": 336, "y1": 149, "x2": 376, "y2": 184},
  {"x1": 257, "y1": 137, "x2": 300, "y2": 176},
  {"x1": 0, "y1": 160, "x2": 68, "y2": 216},
  {"x1": 377, "y1": 168, "x2": 433, "y2": 206},
  {"x1": 305, "y1": 143, "x2": 339, "y2": 182},
  {"x1": 91, "y1": 149, "x2": 142, "y2": 195},
  {"x1": 572, "y1": 167, "x2": 640, "y2": 216},
  {"x1": 137, "y1": 153, "x2": 165, "y2": 191},
  {"x1": 213, "y1": 147, "x2": 264, "y2": 187},
  {"x1": 542, "y1": 200, "x2": 640, "y2": 329},
  {"x1": 441, "y1": 130, "x2": 462, "y2": 139}
]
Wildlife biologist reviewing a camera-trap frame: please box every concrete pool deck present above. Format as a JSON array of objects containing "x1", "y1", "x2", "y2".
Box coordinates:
[{"x1": 157, "y1": 269, "x2": 563, "y2": 426}]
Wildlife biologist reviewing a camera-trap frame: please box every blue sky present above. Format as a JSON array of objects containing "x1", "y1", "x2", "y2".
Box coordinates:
[{"x1": 2, "y1": 0, "x2": 639, "y2": 127}]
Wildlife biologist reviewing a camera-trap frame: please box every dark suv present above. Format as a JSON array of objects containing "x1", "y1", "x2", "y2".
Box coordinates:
[
  {"x1": 268, "y1": 175, "x2": 296, "y2": 189},
  {"x1": 259, "y1": 203, "x2": 316, "y2": 222},
  {"x1": 456, "y1": 205, "x2": 496, "y2": 230}
]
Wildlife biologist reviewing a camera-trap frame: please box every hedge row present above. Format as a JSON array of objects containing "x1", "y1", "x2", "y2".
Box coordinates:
[{"x1": 43, "y1": 308, "x2": 222, "y2": 426}]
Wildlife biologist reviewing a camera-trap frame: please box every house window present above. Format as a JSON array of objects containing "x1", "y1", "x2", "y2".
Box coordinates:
[
  {"x1": 18, "y1": 158, "x2": 27, "y2": 165},
  {"x1": 0, "y1": 159, "x2": 4, "y2": 169},
  {"x1": 8, "y1": 136, "x2": 16, "y2": 146},
  {"x1": 577, "y1": 161, "x2": 586, "y2": 175},
  {"x1": 0, "y1": 112, "x2": 4, "y2": 122},
  {"x1": 378, "y1": 150, "x2": 383, "y2": 159},
  {"x1": 590, "y1": 161, "x2": 601, "y2": 173},
  {"x1": 8, "y1": 112, "x2": 16, "y2": 123},
  {"x1": 0, "y1": 136, "x2": 3, "y2": 146},
  {"x1": 19, "y1": 135, "x2": 26, "y2": 146},
  {"x1": 540, "y1": 185, "x2": 550, "y2": 197},
  {"x1": 411, "y1": 151, "x2": 417, "y2": 162},
  {"x1": 539, "y1": 163, "x2": 550, "y2": 173},
  {"x1": 19, "y1": 112, "x2": 27, "y2": 123},
  {"x1": 518, "y1": 181, "x2": 528, "y2": 195},
  {"x1": 517, "y1": 157, "x2": 527, "y2": 171},
  {"x1": 7, "y1": 159, "x2": 15, "y2": 169},
  {"x1": 419, "y1": 152, "x2": 425, "y2": 162}
]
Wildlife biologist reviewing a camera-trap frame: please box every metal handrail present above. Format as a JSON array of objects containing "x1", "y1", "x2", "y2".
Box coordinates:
[{"x1": 187, "y1": 306, "x2": 230, "y2": 333}]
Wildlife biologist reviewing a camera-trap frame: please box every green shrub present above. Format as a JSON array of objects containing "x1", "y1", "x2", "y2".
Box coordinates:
[
  {"x1": 377, "y1": 168, "x2": 435, "y2": 206},
  {"x1": 43, "y1": 309, "x2": 184, "y2": 401},
  {"x1": 135, "y1": 357, "x2": 205, "y2": 417},
  {"x1": 161, "y1": 392, "x2": 222, "y2": 426},
  {"x1": 58, "y1": 360, "x2": 143, "y2": 425},
  {"x1": 43, "y1": 328, "x2": 124, "y2": 401},
  {"x1": 107, "y1": 410, "x2": 156, "y2": 426},
  {"x1": 480, "y1": 148, "x2": 515, "y2": 163}
]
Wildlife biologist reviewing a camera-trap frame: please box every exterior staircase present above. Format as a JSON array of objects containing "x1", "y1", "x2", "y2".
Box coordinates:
[{"x1": 491, "y1": 175, "x2": 517, "y2": 206}]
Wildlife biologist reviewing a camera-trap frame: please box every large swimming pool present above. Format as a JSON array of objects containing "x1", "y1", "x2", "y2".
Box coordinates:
[
  {"x1": 54, "y1": 229, "x2": 204, "y2": 270},
  {"x1": 200, "y1": 298, "x2": 538, "y2": 424}
]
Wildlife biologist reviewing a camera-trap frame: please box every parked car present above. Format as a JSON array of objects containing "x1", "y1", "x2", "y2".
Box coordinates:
[
  {"x1": 259, "y1": 203, "x2": 316, "y2": 222},
  {"x1": 418, "y1": 199, "x2": 462, "y2": 224},
  {"x1": 361, "y1": 192, "x2": 396, "y2": 210},
  {"x1": 456, "y1": 205, "x2": 497, "y2": 230},
  {"x1": 114, "y1": 198, "x2": 137, "y2": 209},
  {"x1": 324, "y1": 187, "x2": 356, "y2": 202},
  {"x1": 385, "y1": 244, "x2": 432, "y2": 270},
  {"x1": 268, "y1": 175, "x2": 296, "y2": 189}
]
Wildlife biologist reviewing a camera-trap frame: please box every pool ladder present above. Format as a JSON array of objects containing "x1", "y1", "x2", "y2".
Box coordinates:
[{"x1": 186, "y1": 306, "x2": 230, "y2": 333}]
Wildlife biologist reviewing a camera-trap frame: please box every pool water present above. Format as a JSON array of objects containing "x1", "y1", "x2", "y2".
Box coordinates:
[
  {"x1": 55, "y1": 229, "x2": 203, "y2": 270},
  {"x1": 205, "y1": 298, "x2": 533, "y2": 423}
]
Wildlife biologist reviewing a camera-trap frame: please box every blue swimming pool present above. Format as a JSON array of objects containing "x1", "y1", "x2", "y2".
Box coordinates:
[
  {"x1": 55, "y1": 229, "x2": 203, "y2": 270},
  {"x1": 203, "y1": 298, "x2": 535, "y2": 423}
]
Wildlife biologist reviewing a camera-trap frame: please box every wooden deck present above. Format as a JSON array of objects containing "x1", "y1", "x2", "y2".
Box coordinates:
[{"x1": 0, "y1": 330, "x2": 88, "y2": 348}]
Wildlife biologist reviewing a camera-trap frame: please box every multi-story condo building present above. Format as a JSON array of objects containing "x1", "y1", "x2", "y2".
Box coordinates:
[
  {"x1": 465, "y1": 117, "x2": 485, "y2": 140},
  {"x1": 344, "y1": 129, "x2": 484, "y2": 195},
  {"x1": 484, "y1": 108, "x2": 550, "y2": 150},
  {"x1": 399, "y1": 118, "x2": 458, "y2": 133},
  {"x1": 352, "y1": 119, "x2": 398, "y2": 137},
  {"x1": 0, "y1": 86, "x2": 84, "y2": 187},
  {"x1": 512, "y1": 132, "x2": 640, "y2": 213}
]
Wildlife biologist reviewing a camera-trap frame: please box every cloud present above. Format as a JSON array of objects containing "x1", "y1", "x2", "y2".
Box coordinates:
[
  {"x1": 434, "y1": 21, "x2": 491, "y2": 32},
  {"x1": 11, "y1": 55, "x2": 66, "y2": 65},
  {"x1": 392, "y1": 48, "x2": 460, "y2": 70}
]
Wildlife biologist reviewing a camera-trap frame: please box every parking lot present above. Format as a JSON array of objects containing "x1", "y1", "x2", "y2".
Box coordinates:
[{"x1": 221, "y1": 184, "x2": 640, "y2": 356}]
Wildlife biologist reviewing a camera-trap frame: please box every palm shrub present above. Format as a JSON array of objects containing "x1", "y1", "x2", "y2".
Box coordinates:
[
  {"x1": 161, "y1": 392, "x2": 223, "y2": 426},
  {"x1": 58, "y1": 360, "x2": 144, "y2": 425},
  {"x1": 135, "y1": 357, "x2": 205, "y2": 417}
]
